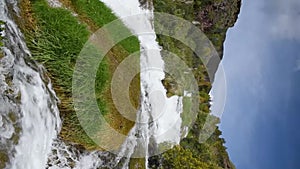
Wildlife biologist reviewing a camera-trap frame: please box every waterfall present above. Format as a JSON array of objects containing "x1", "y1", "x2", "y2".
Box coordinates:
[
  {"x1": 0, "y1": 0, "x2": 61, "y2": 168},
  {"x1": 100, "y1": 0, "x2": 184, "y2": 167}
]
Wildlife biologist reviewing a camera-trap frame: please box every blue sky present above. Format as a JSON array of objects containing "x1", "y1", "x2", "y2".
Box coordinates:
[{"x1": 212, "y1": 0, "x2": 300, "y2": 168}]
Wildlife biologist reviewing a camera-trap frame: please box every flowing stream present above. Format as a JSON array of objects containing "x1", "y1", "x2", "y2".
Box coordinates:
[
  {"x1": 101, "y1": 0, "x2": 184, "y2": 164},
  {"x1": 0, "y1": 0, "x2": 61, "y2": 168}
]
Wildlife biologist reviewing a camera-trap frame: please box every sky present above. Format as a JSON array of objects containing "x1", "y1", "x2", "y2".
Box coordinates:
[{"x1": 211, "y1": 0, "x2": 300, "y2": 168}]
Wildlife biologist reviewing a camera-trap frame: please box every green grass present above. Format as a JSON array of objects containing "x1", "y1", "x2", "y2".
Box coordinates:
[
  {"x1": 22, "y1": 0, "x2": 140, "y2": 150},
  {"x1": 70, "y1": 0, "x2": 140, "y2": 53},
  {"x1": 71, "y1": 0, "x2": 117, "y2": 26},
  {"x1": 26, "y1": 0, "x2": 101, "y2": 149},
  {"x1": 69, "y1": 0, "x2": 140, "y2": 135},
  {"x1": 29, "y1": 0, "x2": 90, "y2": 91}
]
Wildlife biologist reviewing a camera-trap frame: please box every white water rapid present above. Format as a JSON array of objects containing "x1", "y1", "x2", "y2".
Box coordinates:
[
  {"x1": 100, "y1": 0, "x2": 184, "y2": 166},
  {"x1": 0, "y1": 0, "x2": 61, "y2": 168}
]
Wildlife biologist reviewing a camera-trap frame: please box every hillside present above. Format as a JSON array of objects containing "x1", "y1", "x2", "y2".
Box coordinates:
[{"x1": 148, "y1": 0, "x2": 241, "y2": 168}]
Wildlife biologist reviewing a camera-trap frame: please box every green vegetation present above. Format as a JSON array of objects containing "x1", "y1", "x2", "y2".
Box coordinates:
[
  {"x1": 30, "y1": 0, "x2": 89, "y2": 92},
  {"x1": 147, "y1": 0, "x2": 241, "y2": 168},
  {"x1": 159, "y1": 146, "x2": 223, "y2": 169},
  {"x1": 27, "y1": 0, "x2": 97, "y2": 149},
  {"x1": 66, "y1": 0, "x2": 140, "y2": 53},
  {"x1": 148, "y1": 34, "x2": 234, "y2": 169},
  {"x1": 20, "y1": 0, "x2": 140, "y2": 150},
  {"x1": 65, "y1": 0, "x2": 141, "y2": 136},
  {"x1": 0, "y1": 150, "x2": 8, "y2": 169},
  {"x1": 152, "y1": 0, "x2": 241, "y2": 58},
  {"x1": 129, "y1": 158, "x2": 146, "y2": 169}
]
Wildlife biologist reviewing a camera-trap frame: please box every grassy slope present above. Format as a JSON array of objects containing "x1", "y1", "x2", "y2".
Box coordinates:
[{"x1": 20, "y1": 0, "x2": 140, "y2": 150}]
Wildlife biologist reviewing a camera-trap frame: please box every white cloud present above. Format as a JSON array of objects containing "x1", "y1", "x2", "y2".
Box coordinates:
[
  {"x1": 271, "y1": 14, "x2": 300, "y2": 40},
  {"x1": 270, "y1": 0, "x2": 300, "y2": 40}
]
